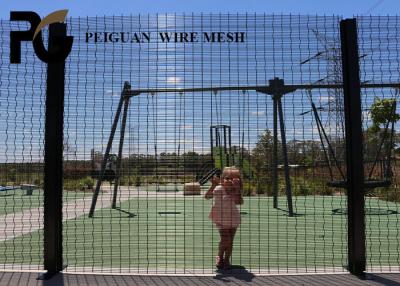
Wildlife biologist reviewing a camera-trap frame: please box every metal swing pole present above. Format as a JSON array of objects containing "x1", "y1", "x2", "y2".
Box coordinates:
[
  {"x1": 257, "y1": 78, "x2": 296, "y2": 216},
  {"x1": 270, "y1": 78, "x2": 294, "y2": 217},
  {"x1": 277, "y1": 96, "x2": 294, "y2": 217},
  {"x1": 385, "y1": 101, "x2": 397, "y2": 179},
  {"x1": 217, "y1": 127, "x2": 223, "y2": 169},
  {"x1": 309, "y1": 96, "x2": 346, "y2": 181},
  {"x1": 112, "y1": 97, "x2": 130, "y2": 209},
  {"x1": 210, "y1": 126, "x2": 214, "y2": 165},
  {"x1": 228, "y1": 126, "x2": 233, "y2": 166},
  {"x1": 88, "y1": 82, "x2": 131, "y2": 217},
  {"x1": 223, "y1": 125, "x2": 229, "y2": 167},
  {"x1": 272, "y1": 95, "x2": 279, "y2": 209}
]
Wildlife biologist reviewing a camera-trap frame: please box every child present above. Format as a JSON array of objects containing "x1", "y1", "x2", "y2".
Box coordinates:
[{"x1": 204, "y1": 166, "x2": 244, "y2": 270}]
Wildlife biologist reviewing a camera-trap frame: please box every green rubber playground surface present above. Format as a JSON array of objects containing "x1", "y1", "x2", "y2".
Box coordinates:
[
  {"x1": 0, "y1": 189, "x2": 88, "y2": 216},
  {"x1": 0, "y1": 195, "x2": 399, "y2": 272}
]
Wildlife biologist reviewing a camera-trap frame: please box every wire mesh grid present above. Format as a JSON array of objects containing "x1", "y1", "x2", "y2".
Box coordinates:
[
  {"x1": 0, "y1": 14, "x2": 397, "y2": 275},
  {"x1": 0, "y1": 20, "x2": 46, "y2": 271},
  {"x1": 358, "y1": 16, "x2": 400, "y2": 273},
  {"x1": 59, "y1": 14, "x2": 347, "y2": 274}
]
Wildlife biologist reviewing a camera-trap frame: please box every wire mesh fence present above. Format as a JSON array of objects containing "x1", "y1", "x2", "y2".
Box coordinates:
[
  {"x1": 0, "y1": 19, "x2": 46, "y2": 271},
  {"x1": 0, "y1": 14, "x2": 398, "y2": 275},
  {"x1": 358, "y1": 16, "x2": 400, "y2": 272}
]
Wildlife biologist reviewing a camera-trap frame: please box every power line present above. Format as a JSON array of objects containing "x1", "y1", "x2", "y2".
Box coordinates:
[{"x1": 364, "y1": 0, "x2": 385, "y2": 15}]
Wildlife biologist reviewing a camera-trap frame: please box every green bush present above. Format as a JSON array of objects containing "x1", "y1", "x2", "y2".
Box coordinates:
[
  {"x1": 64, "y1": 177, "x2": 94, "y2": 191},
  {"x1": 318, "y1": 186, "x2": 334, "y2": 196},
  {"x1": 127, "y1": 174, "x2": 142, "y2": 187},
  {"x1": 252, "y1": 177, "x2": 273, "y2": 196},
  {"x1": 242, "y1": 182, "x2": 256, "y2": 196},
  {"x1": 119, "y1": 176, "x2": 127, "y2": 186},
  {"x1": 33, "y1": 178, "x2": 42, "y2": 188},
  {"x1": 377, "y1": 186, "x2": 400, "y2": 202},
  {"x1": 134, "y1": 175, "x2": 142, "y2": 186},
  {"x1": 8, "y1": 168, "x2": 17, "y2": 183},
  {"x1": 83, "y1": 177, "x2": 94, "y2": 189},
  {"x1": 130, "y1": 169, "x2": 142, "y2": 187},
  {"x1": 294, "y1": 184, "x2": 311, "y2": 196},
  {"x1": 64, "y1": 179, "x2": 78, "y2": 191}
]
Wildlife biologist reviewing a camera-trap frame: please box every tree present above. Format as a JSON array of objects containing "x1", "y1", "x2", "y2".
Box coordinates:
[
  {"x1": 250, "y1": 130, "x2": 276, "y2": 194},
  {"x1": 251, "y1": 130, "x2": 274, "y2": 178},
  {"x1": 370, "y1": 98, "x2": 400, "y2": 131},
  {"x1": 365, "y1": 98, "x2": 400, "y2": 163}
]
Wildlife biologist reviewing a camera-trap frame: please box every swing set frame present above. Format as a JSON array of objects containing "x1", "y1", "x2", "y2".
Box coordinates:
[{"x1": 88, "y1": 79, "x2": 400, "y2": 218}]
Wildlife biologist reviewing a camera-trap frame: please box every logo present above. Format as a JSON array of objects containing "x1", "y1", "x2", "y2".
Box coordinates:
[{"x1": 10, "y1": 10, "x2": 73, "y2": 63}]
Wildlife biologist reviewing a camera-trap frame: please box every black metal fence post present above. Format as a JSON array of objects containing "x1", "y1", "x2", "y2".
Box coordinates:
[
  {"x1": 340, "y1": 18, "x2": 366, "y2": 276},
  {"x1": 43, "y1": 23, "x2": 67, "y2": 277}
]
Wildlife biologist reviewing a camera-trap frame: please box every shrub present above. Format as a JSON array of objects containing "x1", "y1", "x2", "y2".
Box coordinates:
[
  {"x1": 294, "y1": 184, "x2": 311, "y2": 196},
  {"x1": 242, "y1": 182, "x2": 256, "y2": 196},
  {"x1": 33, "y1": 178, "x2": 42, "y2": 188},
  {"x1": 119, "y1": 176, "x2": 127, "y2": 186},
  {"x1": 254, "y1": 177, "x2": 273, "y2": 196},
  {"x1": 133, "y1": 174, "x2": 142, "y2": 187},
  {"x1": 83, "y1": 177, "x2": 94, "y2": 189},
  {"x1": 8, "y1": 168, "x2": 17, "y2": 183},
  {"x1": 378, "y1": 186, "x2": 400, "y2": 202},
  {"x1": 64, "y1": 179, "x2": 78, "y2": 191},
  {"x1": 318, "y1": 186, "x2": 334, "y2": 196}
]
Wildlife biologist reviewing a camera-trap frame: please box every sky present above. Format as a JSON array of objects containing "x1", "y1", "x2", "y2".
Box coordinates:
[
  {"x1": 0, "y1": 2, "x2": 399, "y2": 162},
  {"x1": 1, "y1": 0, "x2": 399, "y2": 20}
]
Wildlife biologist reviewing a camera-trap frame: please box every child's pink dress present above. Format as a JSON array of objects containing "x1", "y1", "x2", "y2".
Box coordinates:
[{"x1": 209, "y1": 185, "x2": 241, "y2": 229}]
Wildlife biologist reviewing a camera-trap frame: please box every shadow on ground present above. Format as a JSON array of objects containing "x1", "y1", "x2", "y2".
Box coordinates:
[{"x1": 214, "y1": 265, "x2": 255, "y2": 282}]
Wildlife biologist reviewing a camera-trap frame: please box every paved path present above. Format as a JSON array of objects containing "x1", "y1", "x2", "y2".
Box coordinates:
[
  {"x1": 0, "y1": 186, "x2": 205, "y2": 242},
  {"x1": 0, "y1": 189, "x2": 128, "y2": 242}
]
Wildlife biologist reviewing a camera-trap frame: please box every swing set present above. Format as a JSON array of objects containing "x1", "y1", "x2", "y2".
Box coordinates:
[
  {"x1": 88, "y1": 79, "x2": 400, "y2": 218},
  {"x1": 305, "y1": 88, "x2": 399, "y2": 190}
]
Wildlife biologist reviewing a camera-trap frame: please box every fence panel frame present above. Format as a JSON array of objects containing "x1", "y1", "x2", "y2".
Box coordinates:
[
  {"x1": 42, "y1": 23, "x2": 67, "y2": 278},
  {"x1": 340, "y1": 18, "x2": 366, "y2": 276}
]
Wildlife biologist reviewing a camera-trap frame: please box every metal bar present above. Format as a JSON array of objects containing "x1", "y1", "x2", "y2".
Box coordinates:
[
  {"x1": 341, "y1": 18, "x2": 366, "y2": 276},
  {"x1": 210, "y1": 126, "x2": 214, "y2": 165},
  {"x1": 43, "y1": 23, "x2": 66, "y2": 276},
  {"x1": 311, "y1": 101, "x2": 334, "y2": 180},
  {"x1": 128, "y1": 83, "x2": 400, "y2": 96},
  {"x1": 240, "y1": 131, "x2": 244, "y2": 169},
  {"x1": 223, "y1": 126, "x2": 228, "y2": 167},
  {"x1": 385, "y1": 101, "x2": 397, "y2": 178},
  {"x1": 88, "y1": 82, "x2": 130, "y2": 217},
  {"x1": 368, "y1": 100, "x2": 396, "y2": 180},
  {"x1": 228, "y1": 126, "x2": 233, "y2": 166},
  {"x1": 312, "y1": 102, "x2": 346, "y2": 180},
  {"x1": 272, "y1": 97, "x2": 278, "y2": 209},
  {"x1": 277, "y1": 98, "x2": 294, "y2": 217},
  {"x1": 216, "y1": 128, "x2": 223, "y2": 169},
  {"x1": 367, "y1": 107, "x2": 392, "y2": 180},
  {"x1": 112, "y1": 98, "x2": 130, "y2": 209}
]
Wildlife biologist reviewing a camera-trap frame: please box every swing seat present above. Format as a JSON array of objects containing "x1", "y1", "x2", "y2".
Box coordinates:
[
  {"x1": 183, "y1": 182, "x2": 201, "y2": 195},
  {"x1": 327, "y1": 179, "x2": 391, "y2": 189}
]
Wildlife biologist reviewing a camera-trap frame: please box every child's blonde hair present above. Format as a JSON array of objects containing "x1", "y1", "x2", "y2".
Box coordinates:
[{"x1": 221, "y1": 166, "x2": 241, "y2": 179}]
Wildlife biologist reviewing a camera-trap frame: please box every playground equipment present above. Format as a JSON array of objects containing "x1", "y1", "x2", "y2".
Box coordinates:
[
  {"x1": 0, "y1": 184, "x2": 38, "y2": 195},
  {"x1": 91, "y1": 149, "x2": 117, "y2": 182},
  {"x1": 305, "y1": 89, "x2": 398, "y2": 190},
  {"x1": 197, "y1": 125, "x2": 233, "y2": 186},
  {"x1": 183, "y1": 182, "x2": 201, "y2": 195},
  {"x1": 88, "y1": 79, "x2": 400, "y2": 218}
]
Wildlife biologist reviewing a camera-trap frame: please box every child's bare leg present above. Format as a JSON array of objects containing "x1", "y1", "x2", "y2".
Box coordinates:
[
  {"x1": 218, "y1": 240, "x2": 224, "y2": 259},
  {"x1": 224, "y1": 228, "x2": 237, "y2": 266},
  {"x1": 217, "y1": 228, "x2": 229, "y2": 266}
]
